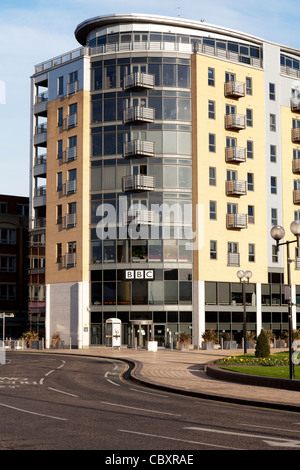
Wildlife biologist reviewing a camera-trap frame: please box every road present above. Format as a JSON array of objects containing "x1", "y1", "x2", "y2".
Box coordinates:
[{"x1": 0, "y1": 352, "x2": 299, "y2": 454}]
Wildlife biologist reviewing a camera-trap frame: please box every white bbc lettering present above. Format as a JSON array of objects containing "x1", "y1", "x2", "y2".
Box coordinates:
[{"x1": 125, "y1": 270, "x2": 154, "y2": 280}]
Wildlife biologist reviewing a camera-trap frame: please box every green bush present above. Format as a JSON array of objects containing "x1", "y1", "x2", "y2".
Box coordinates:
[{"x1": 255, "y1": 330, "x2": 270, "y2": 358}]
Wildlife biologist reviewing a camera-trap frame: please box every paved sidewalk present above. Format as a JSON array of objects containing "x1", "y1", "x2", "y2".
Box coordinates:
[{"x1": 44, "y1": 347, "x2": 300, "y2": 412}]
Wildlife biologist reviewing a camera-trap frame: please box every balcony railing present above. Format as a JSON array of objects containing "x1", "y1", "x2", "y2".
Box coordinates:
[
  {"x1": 122, "y1": 175, "x2": 155, "y2": 192},
  {"x1": 226, "y1": 180, "x2": 247, "y2": 196},
  {"x1": 225, "y1": 113, "x2": 246, "y2": 130},
  {"x1": 35, "y1": 123, "x2": 47, "y2": 135},
  {"x1": 65, "y1": 213, "x2": 77, "y2": 228},
  {"x1": 227, "y1": 252, "x2": 240, "y2": 266},
  {"x1": 291, "y1": 97, "x2": 300, "y2": 112},
  {"x1": 295, "y1": 247, "x2": 300, "y2": 270},
  {"x1": 293, "y1": 189, "x2": 300, "y2": 204},
  {"x1": 126, "y1": 210, "x2": 155, "y2": 225},
  {"x1": 293, "y1": 158, "x2": 300, "y2": 173},
  {"x1": 226, "y1": 213, "x2": 247, "y2": 229},
  {"x1": 123, "y1": 106, "x2": 154, "y2": 124},
  {"x1": 292, "y1": 127, "x2": 300, "y2": 143},
  {"x1": 123, "y1": 139, "x2": 155, "y2": 158},
  {"x1": 224, "y1": 80, "x2": 245, "y2": 98},
  {"x1": 65, "y1": 252, "x2": 76, "y2": 267},
  {"x1": 65, "y1": 113, "x2": 77, "y2": 129},
  {"x1": 65, "y1": 146, "x2": 77, "y2": 162},
  {"x1": 34, "y1": 186, "x2": 46, "y2": 197},
  {"x1": 35, "y1": 154, "x2": 47, "y2": 166},
  {"x1": 31, "y1": 217, "x2": 46, "y2": 230},
  {"x1": 225, "y1": 146, "x2": 246, "y2": 163},
  {"x1": 124, "y1": 72, "x2": 155, "y2": 90},
  {"x1": 67, "y1": 81, "x2": 79, "y2": 95},
  {"x1": 66, "y1": 180, "x2": 77, "y2": 194}
]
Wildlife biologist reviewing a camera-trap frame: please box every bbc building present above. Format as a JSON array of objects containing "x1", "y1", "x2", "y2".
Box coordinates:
[{"x1": 29, "y1": 13, "x2": 300, "y2": 349}]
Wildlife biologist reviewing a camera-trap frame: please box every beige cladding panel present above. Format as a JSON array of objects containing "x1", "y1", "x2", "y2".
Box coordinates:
[{"x1": 45, "y1": 90, "x2": 90, "y2": 285}]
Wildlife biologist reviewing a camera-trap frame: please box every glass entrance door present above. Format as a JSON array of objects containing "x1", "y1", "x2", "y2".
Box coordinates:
[
  {"x1": 130, "y1": 320, "x2": 152, "y2": 348},
  {"x1": 154, "y1": 325, "x2": 165, "y2": 347}
]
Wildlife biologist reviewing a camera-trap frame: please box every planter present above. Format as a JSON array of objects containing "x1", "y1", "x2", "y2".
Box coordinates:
[
  {"x1": 246, "y1": 341, "x2": 255, "y2": 349},
  {"x1": 202, "y1": 341, "x2": 214, "y2": 350},
  {"x1": 224, "y1": 341, "x2": 237, "y2": 350},
  {"x1": 274, "y1": 339, "x2": 285, "y2": 348}
]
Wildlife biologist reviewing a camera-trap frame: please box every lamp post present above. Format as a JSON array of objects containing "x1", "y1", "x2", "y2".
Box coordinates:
[
  {"x1": 270, "y1": 221, "x2": 300, "y2": 380},
  {"x1": 236, "y1": 269, "x2": 252, "y2": 354}
]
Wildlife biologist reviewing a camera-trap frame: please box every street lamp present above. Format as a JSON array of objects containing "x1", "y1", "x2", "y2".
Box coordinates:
[
  {"x1": 270, "y1": 221, "x2": 300, "y2": 380},
  {"x1": 236, "y1": 269, "x2": 252, "y2": 354}
]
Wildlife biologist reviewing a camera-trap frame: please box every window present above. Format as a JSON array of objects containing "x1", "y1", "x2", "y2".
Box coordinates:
[
  {"x1": 247, "y1": 140, "x2": 253, "y2": 159},
  {"x1": 227, "y1": 202, "x2": 237, "y2": 214},
  {"x1": 56, "y1": 205, "x2": 62, "y2": 224},
  {"x1": 58, "y1": 108, "x2": 63, "y2": 127},
  {"x1": 58, "y1": 76, "x2": 64, "y2": 96},
  {"x1": 0, "y1": 202, "x2": 7, "y2": 214},
  {"x1": 295, "y1": 210, "x2": 300, "y2": 221},
  {"x1": 210, "y1": 240, "x2": 217, "y2": 260},
  {"x1": 208, "y1": 100, "x2": 215, "y2": 119},
  {"x1": 57, "y1": 140, "x2": 63, "y2": 160},
  {"x1": 246, "y1": 108, "x2": 253, "y2": 127},
  {"x1": 272, "y1": 245, "x2": 278, "y2": 263},
  {"x1": 208, "y1": 68, "x2": 215, "y2": 86},
  {"x1": 0, "y1": 229, "x2": 16, "y2": 244},
  {"x1": 269, "y1": 83, "x2": 276, "y2": 100},
  {"x1": 226, "y1": 169, "x2": 237, "y2": 181},
  {"x1": 271, "y1": 208, "x2": 278, "y2": 225},
  {"x1": 227, "y1": 242, "x2": 239, "y2": 266},
  {"x1": 225, "y1": 72, "x2": 235, "y2": 82},
  {"x1": 270, "y1": 144, "x2": 277, "y2": 162},
  {"x1": 209, "y1": 201, "x2": 217, "y2": 220},
  {"x1": 246, "y1": 77, "x2": 252, "y2": 95},
  {"x1": 0, "y1": 256, "x2": 16, "y2": 272},
  {"x1": 67, "y1": 169, "x2": 77, "y2": 194},
  {"x1": 209, "y1": 167, "x2": 216, "y2": 186},
  {"x1": 270, "y1": 114, "x2": 276, "y2": 132},
  {"x1": 248, "y1": 243, "x2": 255, "y2": 262},
  {"x1": 247, "y1": 173, "x2": 254, "y2": 191},
  {"x1": 248, "y1": 205, "x2": 255, "y2": 223},
  {"x1": 271, "y1": 176, "x2": 277, "y2": 194},
  {"x1": 209, "y1": 133, "x2": 216, "y2": 152},
  {"x1": 56, "y1": 243, "x2": 62, "y2": 263},
  {"x1": 57, "y1": 172, "x2": 62, "y2": 191}
]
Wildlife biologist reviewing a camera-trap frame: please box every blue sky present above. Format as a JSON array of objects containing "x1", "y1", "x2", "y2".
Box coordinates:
[{"x1": 1, "y1": 0, "x2": 300, "y2": 197}]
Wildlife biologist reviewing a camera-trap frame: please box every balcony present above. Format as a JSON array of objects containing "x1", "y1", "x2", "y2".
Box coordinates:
[
  {"x1": 226, "y1": 213, "x2": 247, "y2": 229},
  {"x1": 293, "y1": 189, "x2": 300, "y2": 204},
  {"x1": 292, "y1": 127, "x2": 300, "y2": 143},
  {"x1": 122, "y1": 174, "x2": 155, "y2": 192},
  {"x1": 65, "y1": 253, "x2": 76, "y2": 267},
  {"x1": 65, "y1": 113, "x2": 77, "y2": 129},
  {"x1": 224, "y1": 81, "x2": 245, "y2": 98},
  {"x1": 34, "y1": 123, "x2": 47, "y2": 146},
  {"x1": 123, "y1": 105, "x2": 154, "y2": 124},
  {"x1": 124, "y1": 72, "x2": 155, "y2": 90},
  {"x1": 34, "y1": 92, "x2": 48, "y2": 116},
  {"x1": 225, "y1": 113, "x2": 246, "y2": 130},
  {"x1": 295, "y1": 247, "x2": 300, "y2": 270},
  {"x1": 31, "y1": 217, "x2": 46, "y2": 230},
  {"x1": 227, "y1": 252, "x2": 240, "y2": 266},
  {"x1": 34, "y1": 154, "x2": 47, "y2": 177},
  {"x1": 123, "y1": 139, "x2": 155, "y2": 158},
  {"x1": 67, "y1": 81, "x2": 78, "y2": 95},
  {"x1": 225, "y1": 146, "x2": 246, "y2": 163},
  {"x1": 65, "y1": 146, "x2": 77, "y2": 162},
  {"x1": 226, "y1": 180, "x2": 247, "y2": 196},
  {"x1": 291, "y1": 97, "x2": 300, "y2": 112},
  {"x1": 293, "y1": 158, "x2": 300, "y2": 173},
  {"x1": 65, "y1": 213, "x2": 77, "y2": 228},
  {"x1": 33, "y1": 186, "x2": 46, "y2": 208},
  {"x1": 126, "y1": 210, "x2": 155, "y2": 225},
  {"x1": 66, "y1": 180, "x2": 77, "y2": 195}
]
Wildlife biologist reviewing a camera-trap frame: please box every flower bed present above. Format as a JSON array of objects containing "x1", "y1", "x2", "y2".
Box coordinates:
[{"x1": 215, "y1": 352, "x2": 292, "y2": 367}]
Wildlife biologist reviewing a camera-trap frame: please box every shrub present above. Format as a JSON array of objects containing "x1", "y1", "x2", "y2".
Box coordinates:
[
  {"x1": 255, "y1": 330, "x2": 270, "y2": 358},
  {"x1": 202, "y1": 329, "x2": 218, "y2": 344}
]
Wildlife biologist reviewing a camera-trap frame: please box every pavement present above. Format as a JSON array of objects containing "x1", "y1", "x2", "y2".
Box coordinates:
[{"x1": 42, "y1": 346, "x2": 300, "y2": 413}]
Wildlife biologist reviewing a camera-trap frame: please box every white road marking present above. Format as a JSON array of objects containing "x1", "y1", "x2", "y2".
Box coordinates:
[
  {"x1": 101, "y1": 401, "x2": 180, "y2": 416},
  {"x1": 0, "y1": 401, "x2": 67, "y2": 421},
  {"x1": 244, "y1": 423, "x2": 300, "y2": 434},
  {"x1": 118, "y1": 429, "x2": 240, "y2": 450},
  {"x1": 106, "y1": 379, "x2": 120, "y2": 387},
  {"x1": 184, "y1": 426, "x2": 300, "y2": 448},
  {"x1": 48, "y1": 387, "x2": 78, "y2": 397},
  {"x1": 45, "y1": 370, "x2": 55, "y2": 376}
]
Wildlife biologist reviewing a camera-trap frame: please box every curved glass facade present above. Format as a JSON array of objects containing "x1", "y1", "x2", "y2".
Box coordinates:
[{"x1": 89, "y1": 28, "x2": 194, "y2": 347}]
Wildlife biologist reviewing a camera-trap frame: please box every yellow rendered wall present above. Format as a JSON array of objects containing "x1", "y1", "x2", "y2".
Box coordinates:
[
  {"x1": 45, "y1": 89, "x2": 90, "y2": 284},
  {"x1": 192, "y1": 54, "x2": 267, "y2": 285}
]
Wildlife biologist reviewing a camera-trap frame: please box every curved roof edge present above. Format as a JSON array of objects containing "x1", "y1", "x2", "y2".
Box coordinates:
[
  {"x1": 74, "y1": 13, "x2": 300, "y2": 58},
  {"x1": 75, "y1": 13, "x2": 264, "y2": 46}
]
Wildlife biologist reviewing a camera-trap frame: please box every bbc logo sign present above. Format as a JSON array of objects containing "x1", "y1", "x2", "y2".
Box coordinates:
[{"x1": 125, "y1": 269, "x2": 154, "y2": 280}]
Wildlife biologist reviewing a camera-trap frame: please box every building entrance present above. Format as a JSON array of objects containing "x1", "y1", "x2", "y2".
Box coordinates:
[{"x1": 130, "y1": 320, "x2": 153, "y2": 348}]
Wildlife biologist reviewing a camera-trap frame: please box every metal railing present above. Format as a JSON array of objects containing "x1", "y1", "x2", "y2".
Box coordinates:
[
  {"x1": 65, "y1": 213, "x2": 77, "y2": 227},
  {"x1": 293, "y1": 158, "x2": 300, "y2": 173},
  {"x1": 292, "y1": 127, "x2": 300, "y2": 142},
  {"x1": 123, "y1": 140, "x2": 155, "y2": 158},
  {"x1": 226, "y1": 180, "x2": 247, "y2": 196},
  {"x1": 225, "y1": 146, "x2": 246, "y2": 163},
  {"x1": 124, "y1": 72, "x2": 155, "y2": 90},
  {"x1": 122, "y1": 174, "x2": 155, "y2": 192},
  {"x1": 224, "y1": 80, "x2": 245, "y2": 98},
  {"x1": 124, "y1": 106, "x2": 155, "y2": 124},
  {"x1": 225, "y1": 113, "x2": 246, "y2": 130},
  {"x1": 226, "y1": 213, "x2": 247, "y2": 229},
  {"x1": 227, "y1": 252, "x2": 240, "y2": 266}
]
